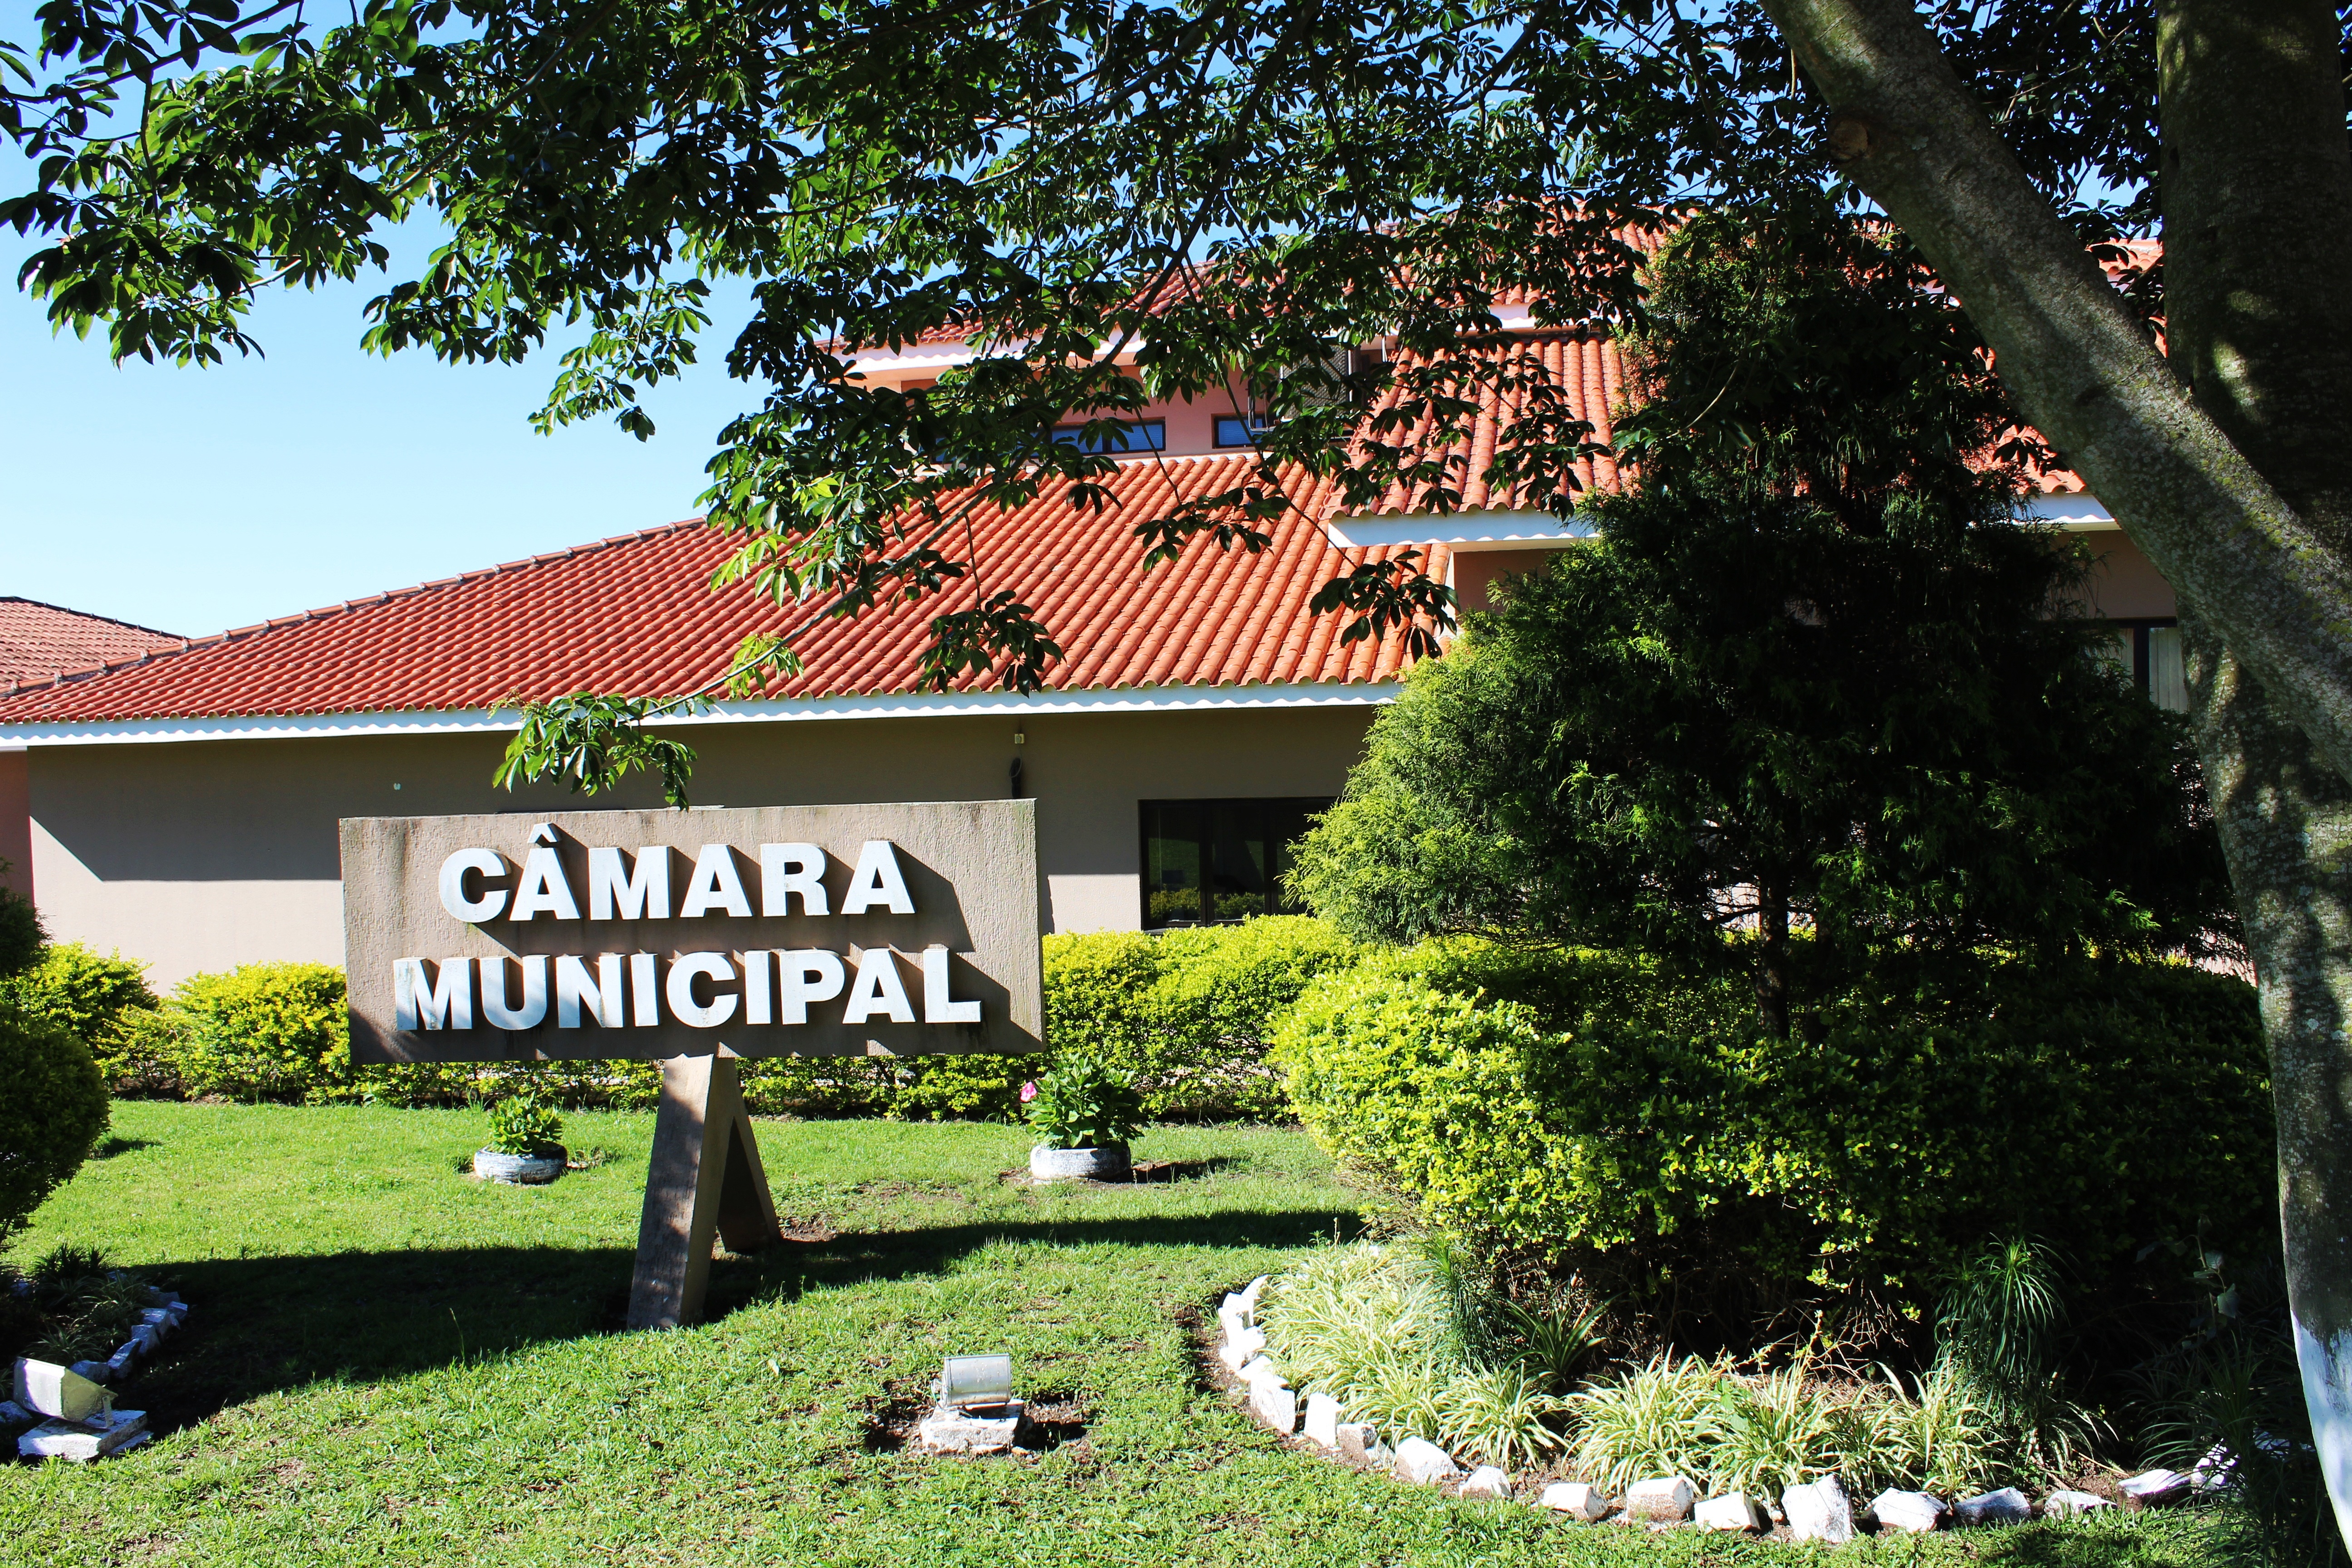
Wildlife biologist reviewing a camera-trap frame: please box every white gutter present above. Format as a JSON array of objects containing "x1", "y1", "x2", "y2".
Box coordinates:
[
  {"x1": 0, "y1": 678, "x2": 1405, "y2": 748},
  {"x1": 2020, "y1": 493, "x2": 2117, "y2": 528},
  {"x1": 1324, "y1": 509, "x2": 1597, "y2": 551}
]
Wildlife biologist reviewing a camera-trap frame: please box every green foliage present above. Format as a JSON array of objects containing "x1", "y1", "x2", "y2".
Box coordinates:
[
  {"x1": 1930, "y1": 1235, "x2": 2100, "y2": 1479},
  {"x1": 0, "y1": 993, "x2": 108, "y2": 1242},
  {"x1": 330, "y1": 920, "x2": 1355, "y2": 1127},
  {"x1": 1701, "y1": 1362, "x2": 1847, "y2": 1494},
  {"x1": 1568, "y1": 1356, "x2": 1717, "y2": 1493},
  {"x1": 485, "y1": 1094, "x2": 565, "y2": 1157},
  {"x1": 1290, "y1": 219, "x2": 2236, "y2": 1036},
  {"x1": 1500, "y1": 1296, "x2": 1608, "y2": 1388},
  {"x1": 1263, "y1": 1240, "x2": 2017, "y2": 1495},
  {"x1": 93, "y1": 1005, "x2": 194, "y2": 1098},
  {"x1": 1042, "y1": 918, "x2": 1357, "y2": 1120},
  {"x1": 3, "y1": 1243, "x2": 159, "y2": 1365},
  {"x1": 171, "y1": 962, "x2": 352, "y2": 1103},
  {"x1": 1273, "y1": 942, "x2": 2273, "y2": 1331},
  {"x1": 0, "y1": 866, "x2": 44, "y2": 976},
  {"x1": 1257, "y1": 1241, "x2": 1568, "y2": 1467},
  {"x1": 2127, "y1": 1246, "x2": 2346, "y2": 1568},
  {"x1": 1877, "y1": 1360, "x2": 2004, "y2": 1499},
  {"x1": 494, "y1": 692, "x2": 706, "y2": 809},
  {"x1": 1024, "y1": 1053, "x2": 1142, "y2": 1150},
  {"x1": 5, "y1": 942, "x2": 162, "y2": 1077},
  {"x1": 35, "y1": 922, "x2": 1347, "y2": 1125},
  {"x1": 865, "y1": 1053, "x2": 1029, "y2": 1123},
  {"x1": 355, "y1": 1058, "x2": 662, "y2": 1112},
  {"x1": 1439, "y1": 1362, "x2": 1568, "y2": 1470},
  {"x1": 1570, "y1": 1354, "x2": 1993, "y2": 1498}
]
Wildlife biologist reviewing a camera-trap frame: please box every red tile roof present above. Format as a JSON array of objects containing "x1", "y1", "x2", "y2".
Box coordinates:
[
  {"x1": 1344, "y1": 334, "x2": 1631, "y2": 514},
  {"x1": 0, "y1": 598, "x2": 180, "y2": 687},
  {"x1": 0, "y1": 456, "x2": 1443, "y2": 725},
  {"x1": 0, "y1": 279, "x2": 2111, "y2": 728}
]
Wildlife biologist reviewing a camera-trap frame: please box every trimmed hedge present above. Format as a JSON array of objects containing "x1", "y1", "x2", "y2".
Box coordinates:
[
  {"x1": 5, "y1": 943, "x2": 158, "y2": 1075},
  {"x1": 1273, "y1": 941, "x2": 2274, "y2": 1305},
  {"x1": 172, "y1": 963, "x2": 353, "y2": 1102},
  {"x1": 1042, "y1": 916, "x2": 1358, "y2": 1119},
  {"x1": 30, "y1": 917, "x2": 1356, "y2": 1118}
]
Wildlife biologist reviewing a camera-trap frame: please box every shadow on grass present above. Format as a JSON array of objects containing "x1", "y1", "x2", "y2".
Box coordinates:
[
  {"x1": 125, "y1": 1207, "x2": 1361, "y2": 1436},
  {"x1": 93, "y1": 1136, "x2": 159, "y2": 1159}
]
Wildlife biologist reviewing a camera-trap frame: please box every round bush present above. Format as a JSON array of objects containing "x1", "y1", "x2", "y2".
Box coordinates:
[
  {"x1": 1273, "y1": 943, "x2": 2273, "y2": 1316},
  {"x1": 0, "y1": 880, "x2": 44, "y2": 975},
  {"x1": 0, "y1": 996, "x2": 108, "y2": 1239},
  {"x1": 5, "y1": 941, "x2": 158, "y2": 1048}
]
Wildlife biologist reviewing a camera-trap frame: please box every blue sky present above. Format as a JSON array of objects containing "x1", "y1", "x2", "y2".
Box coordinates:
[
  {"x1": 0, "y1": 0, "x2": 790, "y2": 638},
  {"x1": 1, "y1": 217, "x2": 766, "y2": 638}
]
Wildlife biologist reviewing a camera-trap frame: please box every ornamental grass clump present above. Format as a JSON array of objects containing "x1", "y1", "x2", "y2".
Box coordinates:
[
  {"x1": 1257, "y1": 1240, "x2": 1570, "y2": 1469},
  {"x1": 1875, "y1": 1359, "x2": 2003, "y2": 1498},
  {"x1": 1259, "y1": 1239, "x2": 2026, "y2": 1493},
  {"x1": 1568, "y1": 1355, "x2": 1717, "y2": 1492},
  {"x1": 0, "y1": 1244, "x2": 155, "y2": 1366}
]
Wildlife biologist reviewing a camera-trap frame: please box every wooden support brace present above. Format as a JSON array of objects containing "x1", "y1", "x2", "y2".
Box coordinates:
[{"x1": 626, "y1": 1053, "x2": 783, "y2": 1330}]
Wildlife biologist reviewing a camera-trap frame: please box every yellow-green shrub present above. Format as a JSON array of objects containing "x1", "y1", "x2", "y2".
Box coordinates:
[
  {"x1": 98, "y1": 1006, "x2": 193, "y2": 1098},
  {"x1": 76, "y1": 918, "x2": 1360, "y2": 1122},
  {"x1": 1273, "y1": 942, "x2": 2273, "y2": 1304},
  {"x1": 755, "y1": 916, "x2": 1360, "y2": 1122},
  {"x1": 355, "y1": 1058, "x2": 663, "y2": 1110},
  {"x1": 4, "y1": 942, "x2": 165, "y2": 1093},
  {"x1": 1042, "y1": 916, "x2": 1356, "y2": 1119},
  {"x1": 172, "y1": 962, "x2": 352, "y2": 1102}
]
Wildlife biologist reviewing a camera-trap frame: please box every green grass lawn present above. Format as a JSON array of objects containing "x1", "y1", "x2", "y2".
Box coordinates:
[{"x1": 1, "y1": 1102, "x2": 2213, "y2": 1567}]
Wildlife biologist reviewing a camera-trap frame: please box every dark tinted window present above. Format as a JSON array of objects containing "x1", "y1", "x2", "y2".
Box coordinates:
[
  {"x1": 1140, "y1": 798, "x2": 1327, "y2": 927},
  {"x1": 1214, "y1": 415, "x2": 1267, "y2": 447},
  {"x1": 1051, "y1": 419, "x2": 1166, "y2": 455}
]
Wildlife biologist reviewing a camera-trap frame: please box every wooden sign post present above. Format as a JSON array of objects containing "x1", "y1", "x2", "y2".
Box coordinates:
[{"x1": 339, "y1": 801, "x2": 1044, "y2": 1329}]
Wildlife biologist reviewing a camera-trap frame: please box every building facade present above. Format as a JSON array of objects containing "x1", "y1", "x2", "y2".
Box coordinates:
[{"x1": 0, "y1": 330, "x2": 2181, "y2": 986}]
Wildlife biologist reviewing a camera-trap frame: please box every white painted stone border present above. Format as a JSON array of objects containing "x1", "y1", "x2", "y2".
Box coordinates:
[{"x1": 1197, "y1": 1271, "x2": 2156, "y2": 1536}]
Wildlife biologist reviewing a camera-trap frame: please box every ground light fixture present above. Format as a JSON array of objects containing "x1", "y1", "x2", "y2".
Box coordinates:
[{"x1": 939, "y1": 1353, "x2": 1015, "y2": 1414}]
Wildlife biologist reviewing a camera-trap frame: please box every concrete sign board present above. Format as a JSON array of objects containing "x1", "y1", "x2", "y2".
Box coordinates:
[{"x1": 341, "y1": 800, "x2": 1042, "y2": 1063}]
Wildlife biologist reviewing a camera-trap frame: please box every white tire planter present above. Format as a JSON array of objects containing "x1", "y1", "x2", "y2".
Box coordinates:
[
  {"x1": 474, "y1": 1147, "x2": 567, "y2": 1185},
  {"x1": 1029, "y1": 1143, "x2": 1131, "y2": 1182}
]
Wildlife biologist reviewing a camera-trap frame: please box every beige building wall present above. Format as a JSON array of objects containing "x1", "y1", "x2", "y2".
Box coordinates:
[
  {"x1": 2078, "y1": 529, "x2": 2178, "y2": 620},
  {"x1": 27, "y1": 704, "x2": 1378, "y2": 987}
]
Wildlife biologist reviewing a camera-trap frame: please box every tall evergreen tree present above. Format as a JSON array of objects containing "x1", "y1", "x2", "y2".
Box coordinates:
[{"x1": 1293, "y1": 218, "x2": 2235, "y2": 1035}]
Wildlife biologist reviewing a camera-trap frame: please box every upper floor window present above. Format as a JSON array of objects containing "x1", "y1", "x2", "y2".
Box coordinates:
[
  {"x1": 1214, "y1": 414, "x2": 1269, "y2": 448},
  {"x1": 1052, "y1": 419, "x2": 1166, "y2": 455}
]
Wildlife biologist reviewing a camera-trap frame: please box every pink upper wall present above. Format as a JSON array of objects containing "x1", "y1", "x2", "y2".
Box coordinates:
[{"x1": 0, "y1": 750, "x2": 29, "y2": 899}]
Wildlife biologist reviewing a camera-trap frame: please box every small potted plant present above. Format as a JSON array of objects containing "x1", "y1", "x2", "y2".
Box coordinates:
[
  {"x1": 1023, "y1": 1053, "x2": 1143, "y2": 1181},
  {"x1": 473, "y1": 1093, "x2": 567, "y2": 1185}
]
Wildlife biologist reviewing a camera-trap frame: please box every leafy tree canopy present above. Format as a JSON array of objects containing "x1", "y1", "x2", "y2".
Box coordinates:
[
  {"x1": 0, "y1": 0, "x2": 2202, "y2": 708},
  {"x1": 12, "y1": 0, "x2": 2352, "y2": 1528},
  {"x1": 1291, "y1": 216, "x2": 2236, "y2": 1032}
]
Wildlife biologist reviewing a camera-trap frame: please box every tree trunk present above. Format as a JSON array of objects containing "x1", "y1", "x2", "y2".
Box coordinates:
[
  {"x1": 2158, "y1": 0, "x2": 2352, "y2": 1534},
  {"x1": 1754, "y1": 889, "x2": 1791, "y2": 1040},
  {"x1": 1761, "y1": 0, "x2": 2352, "y2": 1534},
  {"x1": 2186, "y1": 621, "x2": 2352, "y2": 1534}
]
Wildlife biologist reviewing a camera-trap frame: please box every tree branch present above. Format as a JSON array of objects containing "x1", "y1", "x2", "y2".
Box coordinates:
[{"x1": 1760, "y1": 0, "x2": 2352, "y2": 786}]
